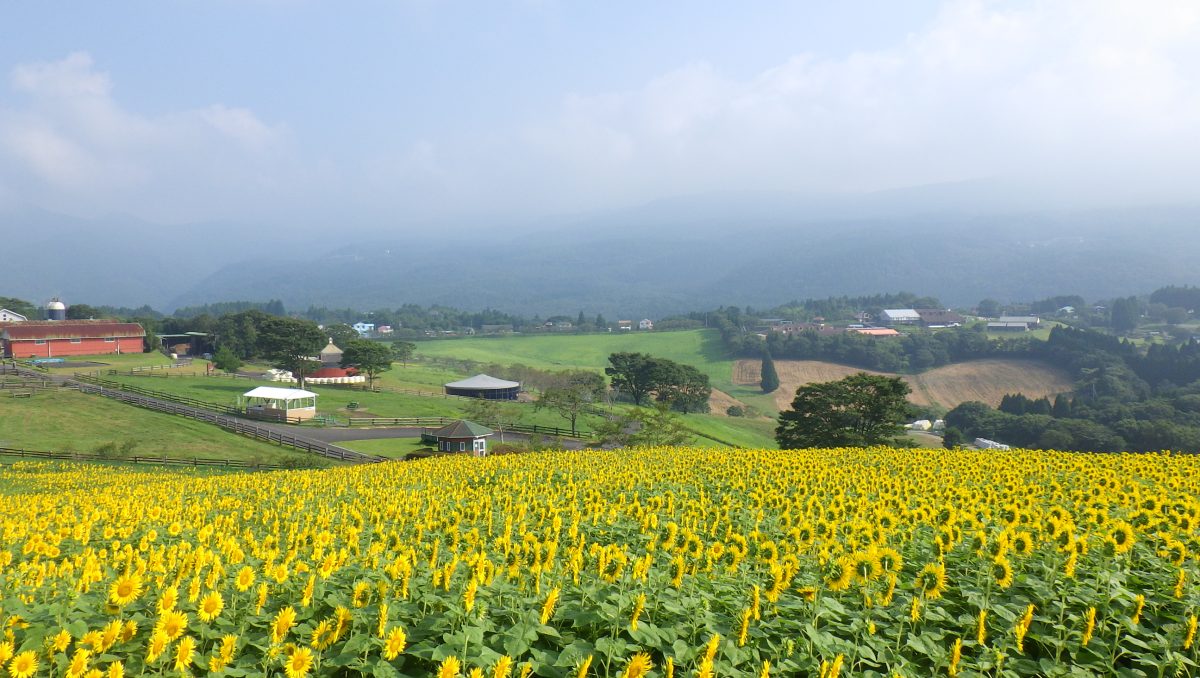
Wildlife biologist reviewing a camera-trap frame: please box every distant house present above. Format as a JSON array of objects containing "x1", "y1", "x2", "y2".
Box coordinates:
[
  {"x1": 1056, "y1": 306, "x2": 1076, "y2": 316},
  {"x1": 987, "y1": 322, "x2": 1030, "y2": 332},
  {"x1": 879, "y1": 309, "x2": 921, "y2": 325},
  {"x1": 422, "y1": 420, "x2": 494, "y2": 456},
  {"x1": 617, "y1": 320, "x2": 633, "y2": 331},
  {"x1": 638, "y1": 319, "x2": 654, "y2": 331},
  {"x1": 849, "y1": 328, "x2": 901, "y2": 337},
  {"x1": 775, "y1": 323, "x2": 840, "y2": 337},
  {"x1": 158, "y1": 332, "x2": 210, "y2": 357},
  {"x1": 0, "y1": 309, "x2": 28, "y2": 323},
  {"x1": 1, "y1": 320, "x2": 145, "y2": 358},
  {"x1": 376, "y1": 325, "x2": 394, "y2": 334},
  {"x1": 352, "y1": 322, "x2": 375, "y2": 336},
  {"x1": 998, "y1": 316, "x2": 1041, "y2": 328},
  {"x1": 481, "y1": 324, "x2": 514, "y2": 335},
  {"x1": 974, "y1": 437, "x2": 1010, "y2": 450},
  {"x1": 319, "y1": 339, "x2": 343, "y2": 367},
  {"x1": 915, "y1": 309, "x2": 964, "y2": 327}
]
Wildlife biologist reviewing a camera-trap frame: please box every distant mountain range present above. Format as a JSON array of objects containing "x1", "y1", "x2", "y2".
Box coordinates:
[{"x1": 3, "y1": 188, "x2": 1199, "y2": 317}]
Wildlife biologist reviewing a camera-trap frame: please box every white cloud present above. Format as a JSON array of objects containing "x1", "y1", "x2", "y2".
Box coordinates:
[
  {"x1": 0, "y1": 52, "x2": 289, "y2": 222},
  {"x1": 463, "y1": 0, "x2": 1200, "y2": 212}
]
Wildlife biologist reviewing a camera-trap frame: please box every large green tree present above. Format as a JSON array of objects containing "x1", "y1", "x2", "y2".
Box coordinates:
[
  {"x1": 258, "y1": 317, "x2": 325, "y2": 388},
  {"x1": 605, "y1": 352, "x2": 712, "y2": 411},
  {"x1": 536, "y1": 370, "x2": 605, "y2": 435},
  {"x1": 391, "y1": 341, "x2": 416, "y2": 367},
  {"x1": 605, "y1": 352, "x2": 659, "y2": 406},
  {"x1": 1110, "y1": 296, "x2": 1141, "y2": 333},
  {"x1": 775, "y1": 373, "x2": 911, "y2": 449},
  {"x1": 0, "y1": 296, "x2": 37, "y2": 318},
  {"x1": 340, "y1": 339, "x2": 394, "y2": 388}
]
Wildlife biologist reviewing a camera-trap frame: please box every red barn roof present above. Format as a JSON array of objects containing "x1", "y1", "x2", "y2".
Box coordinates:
[
  {"x1": 1, "y1": 321, "x2": 146, "y2": 341},
  {"x1": 310, "y1": 367, "x2": 358, "y2": 378}
]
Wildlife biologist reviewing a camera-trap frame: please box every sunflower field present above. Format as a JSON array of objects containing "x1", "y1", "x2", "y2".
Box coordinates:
[{"x1": 1, "y1": 447, "x2": 1198, "y2": 677}]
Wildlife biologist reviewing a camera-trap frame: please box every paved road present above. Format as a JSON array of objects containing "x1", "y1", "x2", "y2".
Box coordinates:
[{"x1": 299, "y1": 425, "x2": 588, "y2": 450}]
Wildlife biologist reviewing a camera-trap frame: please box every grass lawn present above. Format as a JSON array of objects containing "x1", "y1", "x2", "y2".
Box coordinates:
[
  {"x1": 336, "y1": 438, "x2": 433, "y2": 460},
  {"x1": 101, "y1": 373, "x2": 612, "y2": 431},
  {"x1": 37, "y1": 351, "x2": 180, "y2": 374},
  {"x1": 0, "y1": 388, "x2": 333, "y2": 467},
  {"x1": 415, "y1": 329, "x2": 735, "y2": 385}
]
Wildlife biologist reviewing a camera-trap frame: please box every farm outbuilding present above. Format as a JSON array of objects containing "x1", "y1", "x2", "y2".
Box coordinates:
[
  {"x1": 239, "y1": 386, "x2": 318, "y2": 421},
  {"x1": 444, "y1": 374, "x2": 520, "y2": 400},
  {"x1": 0, "y1": 320, "x2": 145, "y2": 358},
  {"x1": 0, "y1": 309, "x2": 27, "y2": 323},
  {"x1": 422, "y1": 420, "x2": 494, "y2": 456},
  {"x1": 880, "y1": 309, "x2": 921, "y2": 325}
]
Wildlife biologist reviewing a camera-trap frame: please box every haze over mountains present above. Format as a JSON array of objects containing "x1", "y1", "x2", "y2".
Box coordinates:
[{"x1": 5, "y1": 184, "x2": 1198, "y2": 317}]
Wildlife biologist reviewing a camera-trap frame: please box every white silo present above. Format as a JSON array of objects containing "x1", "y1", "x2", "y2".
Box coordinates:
[{"x1": 46, "y1": 298, "x2": 67, "y2": 321}]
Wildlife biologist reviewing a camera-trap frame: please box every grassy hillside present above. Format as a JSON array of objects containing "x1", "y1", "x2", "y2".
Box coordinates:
[{"x1": 0, "y1": 388, "x2": 331, "y2": 466}]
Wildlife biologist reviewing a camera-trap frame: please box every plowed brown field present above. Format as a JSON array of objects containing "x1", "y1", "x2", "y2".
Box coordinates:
[{"x1": 734, "y1": 358, "x2": 1073, "y2": 411}]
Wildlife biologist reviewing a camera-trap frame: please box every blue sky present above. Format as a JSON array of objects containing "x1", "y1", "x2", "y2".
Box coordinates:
[{"x1": 1, "y1": 1, "x2": 1198, "y2": 228}]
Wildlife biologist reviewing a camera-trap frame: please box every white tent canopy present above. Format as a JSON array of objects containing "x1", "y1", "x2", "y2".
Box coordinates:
[
  {"x1": 242, "y1": 386, "x2": 317, "y2": 400},
  {"x1": 238, "y1": 386, "x2": 318, "y2": 420}
]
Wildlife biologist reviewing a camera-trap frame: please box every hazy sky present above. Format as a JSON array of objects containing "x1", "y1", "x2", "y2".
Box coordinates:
[{"x1": 1, "y1": 0, "x2": 1198, "y2": 227}]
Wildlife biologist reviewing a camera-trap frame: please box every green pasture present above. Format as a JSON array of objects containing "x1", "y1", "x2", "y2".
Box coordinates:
[{"x1": 0, "y1": 388, "x2": 329, "y2": 466}]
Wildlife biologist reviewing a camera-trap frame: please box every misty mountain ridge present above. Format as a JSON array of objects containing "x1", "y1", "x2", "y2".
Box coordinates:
[{"x1": 3, "y1": 187, "x2": 1199, "y2": 316}]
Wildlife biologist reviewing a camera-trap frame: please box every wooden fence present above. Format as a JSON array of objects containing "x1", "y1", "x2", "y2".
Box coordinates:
[
  {"x1": 343, "y1": 415, "x2": 592, "y2": 439},
  {"x1": 0, "y1": 446, "x2": 305, "y2": 471}
]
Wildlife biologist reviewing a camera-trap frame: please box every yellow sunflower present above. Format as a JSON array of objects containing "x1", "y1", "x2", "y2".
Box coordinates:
[
  {"x1": 198, "y1": 591, "x2": 224, "y2": 623},
  {"x1": 109, "y1": 574, "x2": 143, "y2": 607},
  {"x1": 914, "y1": 562, "x2": 947, "y2": 599},
  {"x1": 8, "y1": 651, "x2": 38, "y2": 678},
  {"x1": 285, "y1": 647, "x2": 314, "y2": 678}
]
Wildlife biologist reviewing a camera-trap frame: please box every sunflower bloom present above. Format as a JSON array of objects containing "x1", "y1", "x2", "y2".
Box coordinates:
[
  {"x1": 492, "y1": 656, "x2": 514, "y2": 678},
  {"x1": 285, "y1": 647, "x2": 314, "y2": 678},
  {"x1": 109, "y1": 574, "x2": 143, "y2": 607},
  {"x1": 438, "y1": 655, "x2": 463, "y2": 678},
  {"x1": 1184, "y1": 615, "x2": 1197, "y2": 650},
  {"x1": 66, "y1": 648, "x2": 90, "y2": 678},
  {"x1": 621, "y1": 652, "x2": 653, "y2": 678},
  {"x1": 198, "y1": 591, "x2": 224, "y2": 622},
  {"x1": 156, "y1": 610, "x2": 188, "y2": 641},
  {"x1": 174, "y1": 636, "x2": 195, "y2": 672},
  {"x1": 630, "y1": 593, "x2": 646, "y2": 632},
  {"x1": 145, "y1": 631, "x2": 169, "y2": 664},
  {"x1": 272, "y1": 606, "x2": 298, "y2": 644},
  {"x1": 540, "y1": 588, "x2": 560, "y2": 625},
  {"x1": 1082, "y1": 607, "x2": 1096, "y2": 646},
  {"x1": 948, "y1": 638, "x2": 962, "y2": 676},
  {"x1": 576, "y1": 655, "x2": 593, "y2": 678},
  {"x1": 8, "y1": 651, "x2": 38, "y2": 678},
  {"x1": 382, "y1": 626, "x2": 406, "y2": 660}
]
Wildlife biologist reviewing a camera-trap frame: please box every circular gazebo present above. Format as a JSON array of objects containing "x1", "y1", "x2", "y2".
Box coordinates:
[{"x1": 443, "y1": 374, "x2": 520, "y2": 400}]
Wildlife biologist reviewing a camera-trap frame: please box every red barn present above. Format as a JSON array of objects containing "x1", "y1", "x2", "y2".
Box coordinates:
[{"x1": 0, "y1": 320, "x2": 146, "y2": 358}]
